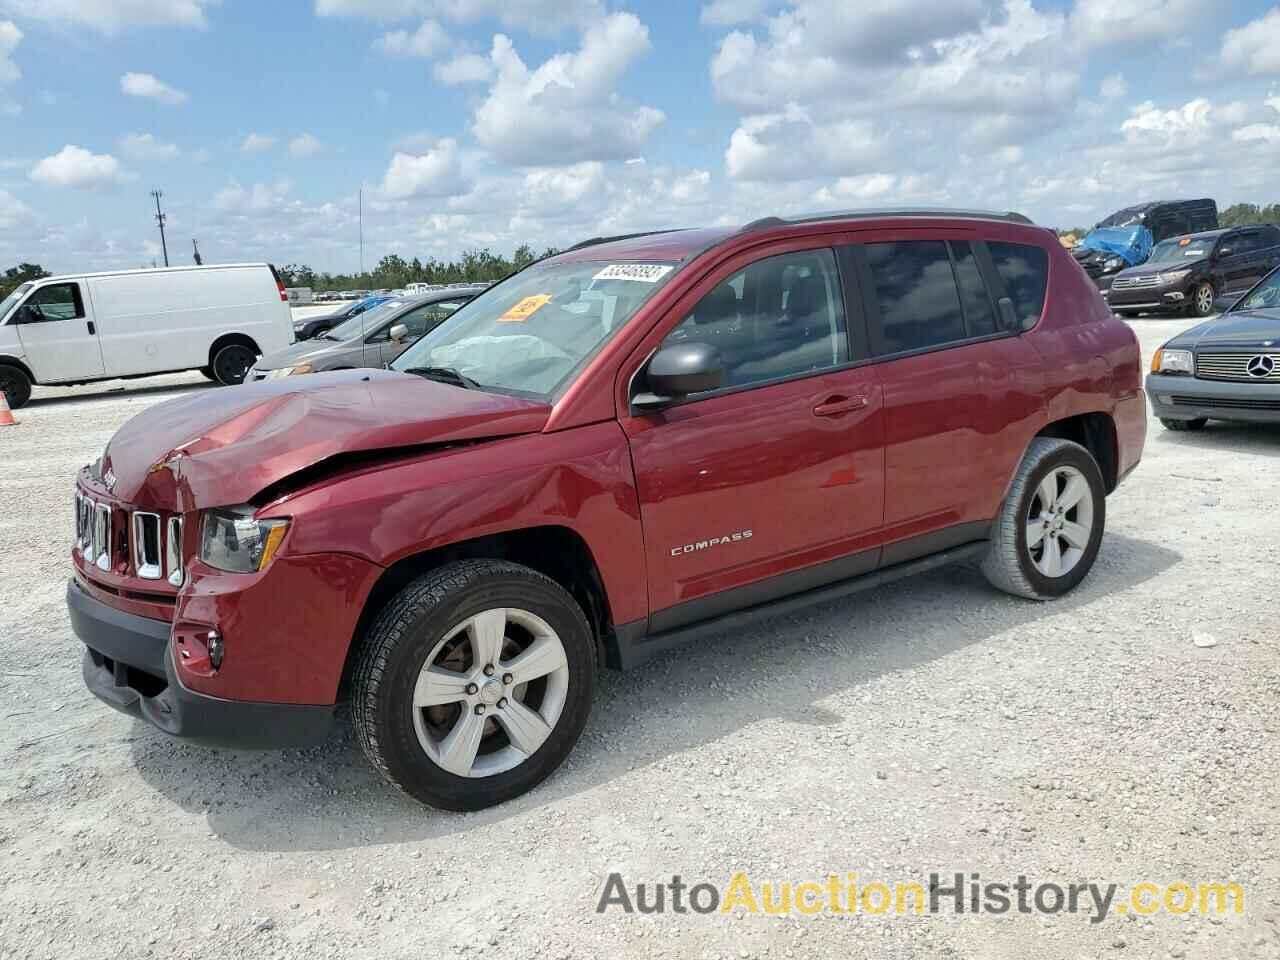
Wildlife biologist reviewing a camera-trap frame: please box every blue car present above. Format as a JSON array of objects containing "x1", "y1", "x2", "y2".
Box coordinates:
[{"x1": 293, "y1": 295, "x2": 393, "y2": 341}]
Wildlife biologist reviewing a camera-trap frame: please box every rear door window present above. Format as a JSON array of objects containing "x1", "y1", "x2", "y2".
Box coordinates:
[
  {"x1": 949, "y1": 242, "x2": 997, "y2": 337},
  {"x1": 987, "y1": 242, "x2": 1049, "y2": 330},
  {"x1": 862, "y1": 241, "x2": 966, "y2": 354}
]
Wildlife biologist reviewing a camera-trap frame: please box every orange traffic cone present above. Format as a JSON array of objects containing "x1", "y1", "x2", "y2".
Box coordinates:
[{"x1": 0, "y1": 391, "x2": 17, "y2": 426}]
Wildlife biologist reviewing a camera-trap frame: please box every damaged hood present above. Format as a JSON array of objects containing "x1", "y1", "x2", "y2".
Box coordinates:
[{"x1": 97, "y1": 369, "x2": 551, "y2": 511}]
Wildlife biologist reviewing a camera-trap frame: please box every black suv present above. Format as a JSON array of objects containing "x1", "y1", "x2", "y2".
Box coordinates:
[
  {"x1": 1107, "y1": 225, "x2": 1280, "y2": 318},
  {"x1": 1072, "y1": 199, "x2": 1218, "y2": 291}
]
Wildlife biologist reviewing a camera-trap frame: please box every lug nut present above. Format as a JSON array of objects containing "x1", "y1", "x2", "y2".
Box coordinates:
[
  {"x1": 497, "y1": 698, "x2": 507, "y2": 709},
  {"x1": 502, "y1": 673, "x2": 513, "y2": 685},
  {"x1": 466, "y1": 683, "x2": 479, "y2": 695},
  {"x1": 474, "y1": 704, "x2": 486, "y2": 716},
  {"x1": 483, "y1": 664, "x2": 496, "y2": 677}
]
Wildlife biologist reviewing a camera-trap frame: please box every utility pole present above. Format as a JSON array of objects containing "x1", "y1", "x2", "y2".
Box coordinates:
[
  {"x1": 192, "y1": 238, "x2": 203, "y2": 265},
  {"x1": 358, "y1": 185, "x2": 364, "y2": 278},
  {"x1": 151, "y1": 190, "x2": 169, "y2": 267}
]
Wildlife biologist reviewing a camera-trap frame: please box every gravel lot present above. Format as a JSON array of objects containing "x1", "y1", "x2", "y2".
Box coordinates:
[{"x1": 1, "y1": 318, "x2": 1277, "y2": 960}]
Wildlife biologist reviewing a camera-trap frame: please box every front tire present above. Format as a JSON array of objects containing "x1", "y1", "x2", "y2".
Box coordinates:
[
  {"x1": 982, "y1": 438, "x2": 1106, "y2": 601},
  {"x1": 1190, "y1": 281, "x2": 1215, "y2": 318},
  {"x1": 0, "y1": 363, "x2": 32, "y2": 409},
  {"x1": 1162, "y1": 418, "x2": 1207, "y2": 432},
  {"x1": 211, "y1": 343, "x2": 257, "y2": 385},
  {"x1": 352, "y1": 560, "x2": 596, "y2": 811}
]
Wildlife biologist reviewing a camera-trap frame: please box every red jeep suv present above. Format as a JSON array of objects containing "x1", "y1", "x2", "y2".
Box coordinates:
[{"x1": 68, "y1": 210, "x2": 1146, "y2": 810}]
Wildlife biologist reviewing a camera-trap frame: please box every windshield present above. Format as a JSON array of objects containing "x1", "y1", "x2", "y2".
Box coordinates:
[
  {"x1": 1237, "y1": 268, "x2": 1280, "y2": 311},
  {"x1": 1148, "y1": 237, "x2": 1212, "y2": 265},
  {"x1": 0, "y1": 282, "x2": 32, "y2": 323},
  {"x1": 327, "y1": 299, "x2": 409, "y2": 340},
  {"x1": 392, "y1": 260, "x2": 679, "y2": 398}
]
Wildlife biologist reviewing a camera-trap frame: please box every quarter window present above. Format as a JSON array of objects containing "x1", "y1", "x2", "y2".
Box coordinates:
[
  {"x1": 988, "y1": 242, "x2": 1049, "y2": 330},
  {"x1": 662, "y1": 248, "x2": 849, "y2": 390},
  {"x1": 863, "y1": 241, "x2": 966, "y2": 353}
]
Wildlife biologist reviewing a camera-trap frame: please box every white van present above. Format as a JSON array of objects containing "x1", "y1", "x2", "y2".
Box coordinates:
[{"x1": 0, "y1": 263, "x2": 294, "y2": 408}]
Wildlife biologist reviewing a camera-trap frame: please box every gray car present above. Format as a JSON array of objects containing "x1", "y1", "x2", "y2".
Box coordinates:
[{"x1": 249, "y1": 289, "x2": 482, "y2": 382}]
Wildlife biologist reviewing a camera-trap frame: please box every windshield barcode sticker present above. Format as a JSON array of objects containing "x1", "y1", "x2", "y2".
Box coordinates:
[{"x1": 593, "y1": 264, "x2": 674, "y2": 284}]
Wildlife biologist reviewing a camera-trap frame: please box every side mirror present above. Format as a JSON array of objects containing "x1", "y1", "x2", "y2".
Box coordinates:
[
  {"x1": 633, "y1": 342, "x2": 724, "y2": 411},
  {"x1": 1216, "y1": 247, "x2": 1233, "y2": 259},
  {"x1": 388, "y1": 323, "x2": 409, "y2": 343}
]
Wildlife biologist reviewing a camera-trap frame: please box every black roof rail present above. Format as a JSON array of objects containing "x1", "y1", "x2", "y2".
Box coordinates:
[
  {"x1": 740, "y1": 208, "x2": 1035, "y2": 233},
  {"x1": 564, "y1": 229, "x2": 685, "y2": 252}
]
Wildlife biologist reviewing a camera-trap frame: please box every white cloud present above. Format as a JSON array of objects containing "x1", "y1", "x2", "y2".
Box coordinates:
[
  {"x1": 725, "y1": 108, "x2": 884, "y2": 180},
  {"x1": 472, "y1": 14, "x2": 665, "y2": 165},
  {"x1": 1121, "y1": 97, "x2": 1213, "y2": 142},
  {"x1": 1070, "y1": 0, "x2": 1211, "y2": 49},
  {"x1": 379, "y1": 138, "x2": 465, "y2": 199},
  {"x1": 240, "y1": 133, "x2": 276, "y2": 153},
  {"x1": 700, "y1": 0, "x2": 769, "y2": 26},
  {"x1": 214, "y1": 179, "x2": 294, "y2": 214},
  {"x1": 315, "y1": 0, "x2": 602, "y2": 32},
  {"x1": 120, "y1": 72, "x2": 188, "y2": 105},
  {"x1": 30, "y1": 145, "x2": 127, "y2": 188},
  {"x1": 374, "y1": 18, "x2": 447, "y2": 57},
  {"x1": 0, "y1": 187, "x2": 30, "y2": 227},
  {"x1": 118, "y1": 132, "x2": 180, "y2": 160},
  {"x1": 434, "y1": 52, "x2": 492, "y2": 85},
  {"x1": 0, "y1": 0, "x2": 216, "y2": 32},
  {"x1": 288, "y1": 133, "x2": 323, "y2": 158},
  {"x1": 1222, "y1": 9, "x2": 1280, "y2": 76},
  {"x1": 0, "y1": 21, "x2": 21, "y2": 86},
  {"x1": 1100, "y1": 73, "x2": 1127, "y2": 101},
  {"x1": 1232, "y1": 123, "x2": 1280, "y2": 144}
]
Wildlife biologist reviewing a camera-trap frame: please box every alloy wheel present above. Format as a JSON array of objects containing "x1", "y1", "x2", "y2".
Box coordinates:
[
  {"x1": 1195, "y1": 284, "x2": 1214, "y2": 315},
  {"x1": 1025, "y1": 465, "x2": 1095, "y2": 578},
  {"x1": 412, "y1": 607, "x2": 570, "y2": 778}
]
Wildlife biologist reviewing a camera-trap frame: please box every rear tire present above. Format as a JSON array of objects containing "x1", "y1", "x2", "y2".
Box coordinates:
[
  {"x1": 352, "y1": 560, "x2": 596, "y2": 811},
  {"x1": 1162, "y1": 418, "x2": 1207, "y2": 432},
  {"x1": 982, "y1": 437, "x2": 1106, "y2": 601},
  {"x1": 0, "y1": 364, "x2": 32, "y2": 409},
  {"x1": 211, "y1": 343, "x2": 257, "y2": 386}
]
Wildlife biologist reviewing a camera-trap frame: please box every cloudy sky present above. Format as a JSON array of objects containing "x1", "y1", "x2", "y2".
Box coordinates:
[{"x1": 1, "y1": 0, "x2": 1278, "y2": 275}]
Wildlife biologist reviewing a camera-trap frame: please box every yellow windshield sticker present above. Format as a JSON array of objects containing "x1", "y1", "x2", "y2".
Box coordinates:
[{"x1": 498, "y1": 294, "x2": 552, "y2": 322}]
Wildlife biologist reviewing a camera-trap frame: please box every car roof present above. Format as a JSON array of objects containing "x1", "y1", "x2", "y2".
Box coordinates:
[
  {"x1": 1159, "y1": 229, "x2": 1229, "y2": 243},
  {"x1": 548, "y1": 208, "x2": 1035, "y2": 266}
]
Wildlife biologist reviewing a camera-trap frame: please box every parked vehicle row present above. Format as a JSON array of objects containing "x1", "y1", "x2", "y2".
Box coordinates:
[
  {"x1": 293, "y1": 293, "x2": 394, "y2": 341},
  {"x1": 1071, "y1": 199, "x2": 1219, "y2": 291},
  {"x1": 67, "y1": 209, "x2": 1145, "y2": 811},
  {"x1": 1107, "y1": 224, "x2": 1280, "y2": 318},
  {"x1": 0, "y1": 262, "x2": 293, "y2": 408}
]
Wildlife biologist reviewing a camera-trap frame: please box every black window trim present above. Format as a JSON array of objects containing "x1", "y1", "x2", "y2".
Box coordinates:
[
  {"x1": 15, "y1": 281, "x2": 85, "y2": 324},
  {"x1": 945, "y1": 240, "x2": 1000, "y2": 340}
]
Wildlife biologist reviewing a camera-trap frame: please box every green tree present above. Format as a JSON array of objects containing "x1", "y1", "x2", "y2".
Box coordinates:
[{"x1": 0, "y1": 263, "x2": 51, "y2": 299}]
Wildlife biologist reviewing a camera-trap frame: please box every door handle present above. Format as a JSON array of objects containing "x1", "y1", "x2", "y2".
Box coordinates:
[
  {"x1": 813, "y1": 395, "x2": 868, "y2": 417},
  {"x1": 86, "y1": 321, "x2": 95, "y2": 335}
]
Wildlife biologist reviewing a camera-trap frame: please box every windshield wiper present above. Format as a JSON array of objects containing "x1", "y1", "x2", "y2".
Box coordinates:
[{"x1": 403, "y1": 366, "x2": 481, "y2": 390}]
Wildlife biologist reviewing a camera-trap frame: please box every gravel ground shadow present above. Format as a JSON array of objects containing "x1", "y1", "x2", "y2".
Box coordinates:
[
  {"x1": 26, "y1": 381, "x2": 214, "y2": 408},
  {"x1": 127, "y1": 530, "x2": 1179, "y2": 851}
]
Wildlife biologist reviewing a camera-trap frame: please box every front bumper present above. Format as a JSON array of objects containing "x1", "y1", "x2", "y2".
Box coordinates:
[
  {"x1": 1106, "y1": 282, "x2": 1191, "y2": 313},
  {"x1": 1147, "y1": 374, "x2": 1280, "y2": 423},
  {"x1": 68, "y1": 579, "x2": 334, "y2": 749}
]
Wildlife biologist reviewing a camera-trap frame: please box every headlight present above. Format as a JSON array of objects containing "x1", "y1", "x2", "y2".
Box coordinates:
[
  {"x1": 268, "y1": 363, "x2": 312, "y2": 378},
  {"x1": 1104, "y1": 257, "x2": 1124, "y2": 271},
  {"x1": 199, "y1": 507, "x2": 290, "y2": 573},
  {"x1": 1158, "y1": 269, "x2": 1191, "y2": 284},
  {"x1": 1151, "y1": 348, "x2": 1194, "y2": 375}
]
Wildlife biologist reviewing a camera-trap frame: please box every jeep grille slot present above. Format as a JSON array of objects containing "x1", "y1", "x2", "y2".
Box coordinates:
[
  {"x1": 166, "y1": 517, "x2": 184, "y2": 587},
  {"x1": 133, "y1": 512, "x2": 162, "y2": 580},
  {"x1": 93, "y1": 503, "x2": 112, "y2": 572}
]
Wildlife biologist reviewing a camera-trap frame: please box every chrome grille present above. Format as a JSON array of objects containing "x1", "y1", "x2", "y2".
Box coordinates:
[
  {"x1": 75, "y1": 493, "x2": 90, "y2": 551},
  {"x1": 166, "y1": 516, "x2": 184, "y2": 587},
  {"x1": 93, "y1": 503, "x2": 112, "y2": 572},
  {"x1": 1195, "y1": 353, "x2": 1280, "y2": 383},
  {"x1": 133, "y1": 512, "x2": 162, "y2": 579},
  {"x1": 1111, "y1": 275, "x2": 1162, "y2": 291}
]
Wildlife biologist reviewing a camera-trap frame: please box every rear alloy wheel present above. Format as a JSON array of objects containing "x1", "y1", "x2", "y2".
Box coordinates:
[
  {"x1": 211, "y1": 343, "x2": 257, "y2": 385},
  {"x1": 982, "y1": 437, "x2": 1106, "y2": 600},
  {"x1": 0, "y1": 364, "x2": 32, "y2": 409},
  {"x1": 1162, "y1": 418, "x2": 1207, "y2": 432},
  {"x1": 353, "y1": 560, "x2": 595, "y2": 810},
  {"x1": 1191, "y1": 281, "x2": 1216, "y2": 317}
]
